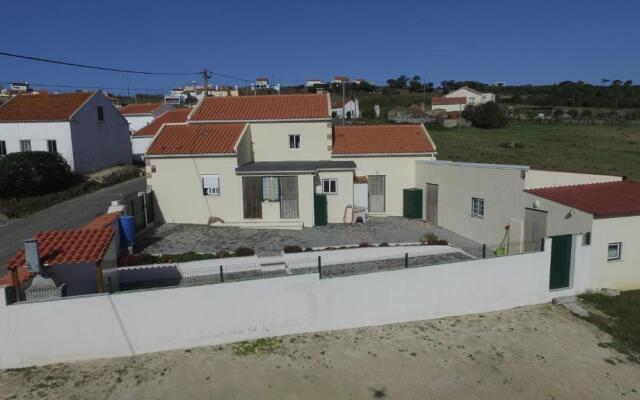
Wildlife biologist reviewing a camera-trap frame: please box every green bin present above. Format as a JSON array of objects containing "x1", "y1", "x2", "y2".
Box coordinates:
[{"x1": 403, "y1": 188, "x2": 423, "y2": 219}]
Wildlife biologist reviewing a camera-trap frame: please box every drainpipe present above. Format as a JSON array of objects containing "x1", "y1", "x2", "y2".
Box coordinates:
[{"x1": 96, "y1": 260, "x2": 104, "y2": 293}]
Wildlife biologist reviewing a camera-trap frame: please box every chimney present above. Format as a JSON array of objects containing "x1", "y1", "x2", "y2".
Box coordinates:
[{"x1": 24, "y1": 239, "x2": 44, "y2": 275}]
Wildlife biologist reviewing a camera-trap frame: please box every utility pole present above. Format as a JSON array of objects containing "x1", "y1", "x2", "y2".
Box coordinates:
[
  {"x1": 342, "y1": 79, "x2": 346, "y2": 125},
  {"x1": 422, "y1": 76, "x2": 426, "y2": 111},
  {"x1": 203, "y1": 69, "x2": 209, "y2": 97}
]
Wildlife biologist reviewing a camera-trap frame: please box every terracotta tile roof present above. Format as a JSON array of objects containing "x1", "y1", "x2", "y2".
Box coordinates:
[
  {"x1": 82, "y1": 212, "x2": 121, "y2": 229},
  {"x1": 333, "y1": 125, "x2": 436, "y2": 155},
  {"x1": 0, "y1": 265, "x2": 32, "y2": 287},
  {"x1": 119, "y1": 103, "x2": 166, "y2": 115},
  {"x1": 131, "y1": 108, "x2": 191, "y2": 137},
  {"x1": 0, "y1": 92, "x2": 94, "y2": 122},
  {"x1": 146, "y1": 123, "x2": 246, "y2": 155},
  {"x1": 432, "y1": 96, "x2": 466, "y2": 105},
  {"x1": 6, "y1": 228, "x2": 116, "y2": 271},
  {"x1": 190, "y1": 94, "x2": 330, "y2": 121},
  {"x1": 527, "y1": 180, "x2": 640, "y2": 219}
]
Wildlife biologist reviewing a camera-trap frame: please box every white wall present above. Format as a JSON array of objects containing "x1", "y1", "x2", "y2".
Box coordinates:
[
  {"x1": 590, "y1": 216, "x2": 640, "y2": 290},
  {"x1": 248, "y1": 121, "x2": 332, "y2": 162},
  {"x1": 0, "y1": 241, "x2": 562, "y2": 369},
  {"x1": 431, "y1": 103, "x2": 465, "y2": 112},
  {"x1": 131, "y1": 136, "x2": 154, "y2": 156},
  {"x1": 124, "y1": 115, "x2": 154, "y2": 133},
  {"x1": 523, "y1": 192, "x2": 593, "y2": 236},
  {"x1": 70, "y1": 91, "x2": 132, "y2": 174},
  {"x1": 415, "y1": 161, "x2": 528, "y2": 245},
  {"x1": 316, "y1": 170, "x2": 354, "y2": 223},
  {"x1": 332, "y1": 100, "x2": 360, "y2": 119},
  {"x1": 0, "y1": 121, "x2": 74, "y2": 168},
  {"x1": 525, "y1": 170, "x2": 622, "y2": 189}
]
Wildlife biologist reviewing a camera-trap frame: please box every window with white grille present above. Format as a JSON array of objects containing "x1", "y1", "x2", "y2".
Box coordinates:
[
  {"x1": 202, "y1": 175, "x2": 220, "y2": 196},
  {"x1": 471, "y1": 197, "x2": 485, "y2": 218}
]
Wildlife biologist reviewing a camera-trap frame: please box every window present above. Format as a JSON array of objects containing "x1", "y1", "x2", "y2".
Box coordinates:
[
  {"x1": 47, "y1": 140, "x2": 57, "y2": 153},
  {"x1": 322, "y1": 178, "x2": 337, "y2": 194},
  {"x1": 0, "y1": 140, "x2": 6, "y2": 156},
  {"x1": 471, "y1": 197, "x2": 485, "y2": 218},
  {"x1": 262, "y1": 176, "x2": 280, "y2": 201},
  {"x1": 201, "y1": 175, "x2": 220, "y2": 196},
  {"x1": 468, "y1": 97, "x2": 475, "y2": 104},
  {"x1": 20, "y1": 140, "x2": 31, "y2": 152},
  {"x1": 97, "y1": 106, "x2": 104, "y2": 121},
  {"x1": 289, "y1": 134, "x2": 300, "y2": 149},
  {"x1": 607, "y1": 242, "x2": 621, "y2": 261}
]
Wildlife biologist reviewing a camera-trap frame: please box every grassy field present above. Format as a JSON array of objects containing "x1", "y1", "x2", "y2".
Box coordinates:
[
  {"x1": 427, "y1": 123, "x2": 640, "y2": 180},
  {"x1": 581, "y1": 290, "x2": 640, "y2": 363}
]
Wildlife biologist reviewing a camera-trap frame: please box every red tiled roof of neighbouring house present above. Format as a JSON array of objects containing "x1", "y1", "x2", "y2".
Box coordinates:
[
  {"x1": 146, "y1": 123, "x2": 246, "y2": 155},
  {"x1": 432, "y1": 96, "x2": 466, "y2": 105},
  {"x1": 131, "y1": 108, "x2": 191, "y2": 137},
  {"x1": 0, "y1": 92, "x2": 94, "y2": 122},
  {"x1": 119, "y1": 103, "x2": 166, "y2": 115},
  {"x1": 189, "y1": 94, "x2": 330, "y2": 121},
  {"x1": 0, "y1": 265, "x2": 32, "y2": 287},
  {"x1": 526, "y1": 180, "x2": 640, "y2": 219},
  {"x1": 82, "y1": 212, "x2": 121, "y2": 229},
  {"x1": 333, "y1": 125, "x2": 436, "y2": 155},
  {"x1": 6, "y1": 228, "x2": 116, "y2": 270},
  {"x1": 331, "y1": 98, "x2": 345, "y2": 109},
  {"x1": 256, "y1": 77, "x2": 269, "y2": 81}
]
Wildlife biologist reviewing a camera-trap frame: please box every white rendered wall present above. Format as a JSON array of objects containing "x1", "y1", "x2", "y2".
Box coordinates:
[
  {"x1": 1, "y1": 240, "x2": 569, "y2": 369},
  {"x1": 124, "y1": 115, "x2": 154, "y2": 133},
  {"x1": 131, "y1": 136, "x2": 154, "y2": 156},
  {"x1": 525, "y1": 170, "x2": 621, "y2": 189},
  {"x1": 0, "y1": 122, "x2": 74, "y2": 168},
  {"x1": 590, "y1": 216, "x2": 640, "y2": 290}
]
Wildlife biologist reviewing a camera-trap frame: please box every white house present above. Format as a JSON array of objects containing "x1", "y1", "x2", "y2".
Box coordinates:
[
  {"x1": 130, "y1": 108, "x2": 190, "y2": 160},
  {"x1": 304, "y1": 79, "x2": 325, "y2": 88},
  {"x1": 331, "y1": 98, "x2": 360, "y2": 119},
  {"x1": 145, "y1": 94, "x2": 436, "y2": 229},
  {"x1": 0, "y1": 91, "x2": 132, "y2": 174},
  {"x1": 430, "y1": 96, "x2": 466, "y2": 112},
  {"x1": 446, "y1": 86, "x2": 495, "y2": 105},
  {"x1": 119, "y1": 103, "x2": 174, "y2": 132}
]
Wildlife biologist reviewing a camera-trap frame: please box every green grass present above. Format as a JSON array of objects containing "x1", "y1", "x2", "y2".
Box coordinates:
[
  {"x1": 580, "y1": 290, "x2": 640, "y2": 363},
  {"x1": 428, "y1": 123, "x2": 640, "y2": 180},
  {"x1": 232, "y1": 337, "x2": 281, "y2": 356}
]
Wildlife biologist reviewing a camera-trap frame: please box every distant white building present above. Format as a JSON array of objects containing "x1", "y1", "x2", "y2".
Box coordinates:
[
  {"x1": 445, "y1": 86, "x2": 495, "y2": 105},
  {"x1": 431, "y1": 97, "x2": 466, "y2": 112},
  {"x1": 304, "y1": 79, "x2": 325, "y2": 88},
  {"x1": 251, "y1": 78, "x2": 280, "y2": 92},
  {"x1": 165, "y1": 85, "x2": 239, "y2": 104},
  {"x1": 119, "y1": 103, "x2": 174, "y2": 132},
  {"x1": 331, "y1": 98, "x2": 360, "y2": 119},
  {"x1": 0, "y1": 91, "x2": 132, "y2": 174}
]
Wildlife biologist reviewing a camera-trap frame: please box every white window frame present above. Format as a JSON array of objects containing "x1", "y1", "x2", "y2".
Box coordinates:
[
  {"x1": 607, "y1": 242, "x2": 621, "y2": 261},
  {"x1": 322, "y1": 178, "x2": 338, "y2": 195},
  {"x1": 262, "y1": 176, "x2": 280, "y2": 202},
  {"x1": 47, "y1": 140, "x2": 57, "y2": 153},
  {"x1": 0, "y1": 140, "x2": 6, "y2": 156},
  {"x1": 289, "y1": 134, "x2": 301, "y2": 150},
  {"x1": 20, "y1": 139, "x2": 31, "y2": 152},
  {"x1": 471, "y1": 197, "x2": 485, "y2": 218},
  {"x1": 201, "y1": 174, "x2": 220, "y2": 196}
]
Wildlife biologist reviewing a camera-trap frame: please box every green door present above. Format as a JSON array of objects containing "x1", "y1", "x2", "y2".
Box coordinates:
[
  {"x1": 314, "y1": 194, "x2": 327, "y2": 226},
  {"x1": 550, "y1": 235, "x2": 572, "y2": 289}
]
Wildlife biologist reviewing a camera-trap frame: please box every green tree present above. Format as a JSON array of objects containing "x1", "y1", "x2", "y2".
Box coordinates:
[
  {"x1": 0, "y1": 152, "x2": 75, "y2": 199},
  {"x1": 462, "y1": 102, "x2": 508, "y2": 129}
]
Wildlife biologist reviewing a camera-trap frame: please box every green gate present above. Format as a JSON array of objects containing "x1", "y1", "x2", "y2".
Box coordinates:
[
  {"x1": 314, "y1": 193, "x2": 327, "y2": 226},
  {"x1": 550, "y1": 235, "x2": 572, "y2": 289}
]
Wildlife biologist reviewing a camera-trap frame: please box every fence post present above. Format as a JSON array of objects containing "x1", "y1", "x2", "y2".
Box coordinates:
[
  {"x1": 404, "y1": 253, "x2": 409, "y2": 268},
  {"x1": 482, "y1": 244, "x2": 486, "y2": 259},
  {"x1": 317, "y1": 255, "x2": 322, "y2": 278},
  {"x1": 219, "y1": 265, "x2": 224, "y2": 283}
]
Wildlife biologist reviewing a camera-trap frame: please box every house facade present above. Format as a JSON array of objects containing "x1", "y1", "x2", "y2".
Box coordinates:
[
  {"x1": 331, "y1": 98, "x2": 360, "y2": 119},
  {"x1": 119, "y1": 102, "x2": 174, "y2": 132},
  {"x1": 130, "y1": 108, "x2": 190, "y2": 160},
  {"x1": 0, "y1": 91, "x2": 132, "y2": 174},
  {"x1": 446, "y1": 86, "x2": 495, "y2": 105},
  {"x1": 145, "y1": 94, "x2": 436, "y2": 228}
]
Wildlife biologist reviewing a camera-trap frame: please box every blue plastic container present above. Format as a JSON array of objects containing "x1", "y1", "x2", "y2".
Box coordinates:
[{"x1": 118, "y1": 215, "x2": 135, "y2": 247}]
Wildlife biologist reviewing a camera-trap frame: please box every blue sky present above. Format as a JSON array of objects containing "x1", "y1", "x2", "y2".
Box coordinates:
[{"x1": 1, "y1": 0, "x2": 638, "y2": 95}]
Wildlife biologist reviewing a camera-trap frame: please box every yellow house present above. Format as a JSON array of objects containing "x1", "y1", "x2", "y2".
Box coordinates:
[{"x1": 145, "y1": 94, "x2": 437, "y2": 228}]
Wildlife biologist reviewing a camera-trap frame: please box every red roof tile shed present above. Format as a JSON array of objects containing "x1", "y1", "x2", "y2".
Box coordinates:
[
  {"x1": 332, "y1": 125, "x2": 436, "y2": 155},
  {"x1": 527, "y1": 180, "x2": 640, "y2": 219},
  {"x1": 190, "y1": 94, "x2": 330, "y2": 121},
  {"x1": 0, "y1": 92, "x2": 94, "y2": 122},
  {"x1": 146, "y1": 123, "x2": 246, "y2": 155}
]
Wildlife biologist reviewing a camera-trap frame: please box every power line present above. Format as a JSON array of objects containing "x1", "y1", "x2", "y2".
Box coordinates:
[
  {"x1": 0, "y1": 51, "x2": 200, "y2": 76},
  {"x1": 0, "y1": 81, "x2": 163, "y2": 93}
]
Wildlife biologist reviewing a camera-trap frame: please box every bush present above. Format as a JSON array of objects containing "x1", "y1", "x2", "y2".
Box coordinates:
[
  {"x1": 499, "y1": 141, "x2": 524, "y2": 149},
  {"x1": 462, "y1": 102, "x2": 508, "y2": 129},
  {"x1": 358, "y1": 242, "x2": 370, "y2": 247},
  {"x1": 0, "y1": 152, "x2": 75, "y2": 199},
  {"x1": 304, "y1": 247, "x2": 314, "y2": 252},
  {"x1": 283, "y1": 245, "x2": 303, "y2": 253},
  {"x1": 378, "y1": 242, "x2": 390, "y2": 247},
  {"x1": 234, "y1": 247, "x2": 255, "y2": 257}
]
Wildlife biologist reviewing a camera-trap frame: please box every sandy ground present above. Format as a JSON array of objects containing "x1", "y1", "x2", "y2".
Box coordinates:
[{"x1": 1, "y1": 304, "x2": 639, "y2": 400}]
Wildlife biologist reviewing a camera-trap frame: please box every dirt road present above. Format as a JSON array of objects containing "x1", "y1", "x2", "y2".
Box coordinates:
[{"x1": 1, "y1": 304, "x2": 639, "y2": 399}]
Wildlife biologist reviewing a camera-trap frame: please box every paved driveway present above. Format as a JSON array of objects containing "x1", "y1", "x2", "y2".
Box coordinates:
[
  {"x1": 137, "y1": 217, "x2": 480, "y2": 256},
  {"x1": 0, "y1": 177, "x2": 146, "y2": 272}
]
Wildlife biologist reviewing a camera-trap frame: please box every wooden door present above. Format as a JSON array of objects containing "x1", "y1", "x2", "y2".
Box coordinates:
[
  {"x1": 524, "y1": 208, "x2": 548, "y2": 252},
  {"x1": 279, "y1": 176, "x2": 299, "y2": 219},
  {"x1": 368, "y1": 175, "x2": 385, "y2": 212},
  {"x1": 425, "y1": 183, "x2": 438, "y2": 224},
  {"x1": 242, "y1": 177, "x2": 262, "y2": 218}
]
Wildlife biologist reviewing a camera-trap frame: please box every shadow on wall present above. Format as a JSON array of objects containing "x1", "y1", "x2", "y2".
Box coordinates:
[{"x1": 118, "y1": 265, "x2": 181, "y2": 290}]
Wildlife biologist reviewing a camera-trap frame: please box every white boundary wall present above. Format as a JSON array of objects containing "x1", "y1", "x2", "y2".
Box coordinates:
[{"x1": 1, "y1": 238, "x2": 590, "y2": 369}]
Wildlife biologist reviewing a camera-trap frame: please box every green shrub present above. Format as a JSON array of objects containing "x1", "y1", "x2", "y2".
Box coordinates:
[
  {"x1": 0, "y1": 152, "x2": 75, "y2": 199},
  {"x1": 283, "y1": 245, "x2": 303, "y2": 253},
  {"x1": 234, "y1": 247, "x2": 255, "y2": 257},
  {"x1": 463, "y1": 102, "x2": 508, "y2": 129}
]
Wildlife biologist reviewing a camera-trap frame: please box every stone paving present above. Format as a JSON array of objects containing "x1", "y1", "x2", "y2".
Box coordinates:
[{"x1": 136, "y1": 217, "x2": 480, "y2": 256}]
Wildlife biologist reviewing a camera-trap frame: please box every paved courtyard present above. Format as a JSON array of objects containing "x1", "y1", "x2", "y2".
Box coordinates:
[
  {"x1": 136, "y1": 217, "x2": 480, "y2": 256},
  {"x1": 2, "y1": 305, "x2": 639, "y2": 400}
]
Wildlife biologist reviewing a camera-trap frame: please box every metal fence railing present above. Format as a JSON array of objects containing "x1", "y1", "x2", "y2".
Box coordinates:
[{"x1": 6, "y1": 239, "x2": 545, "y2": 304}]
